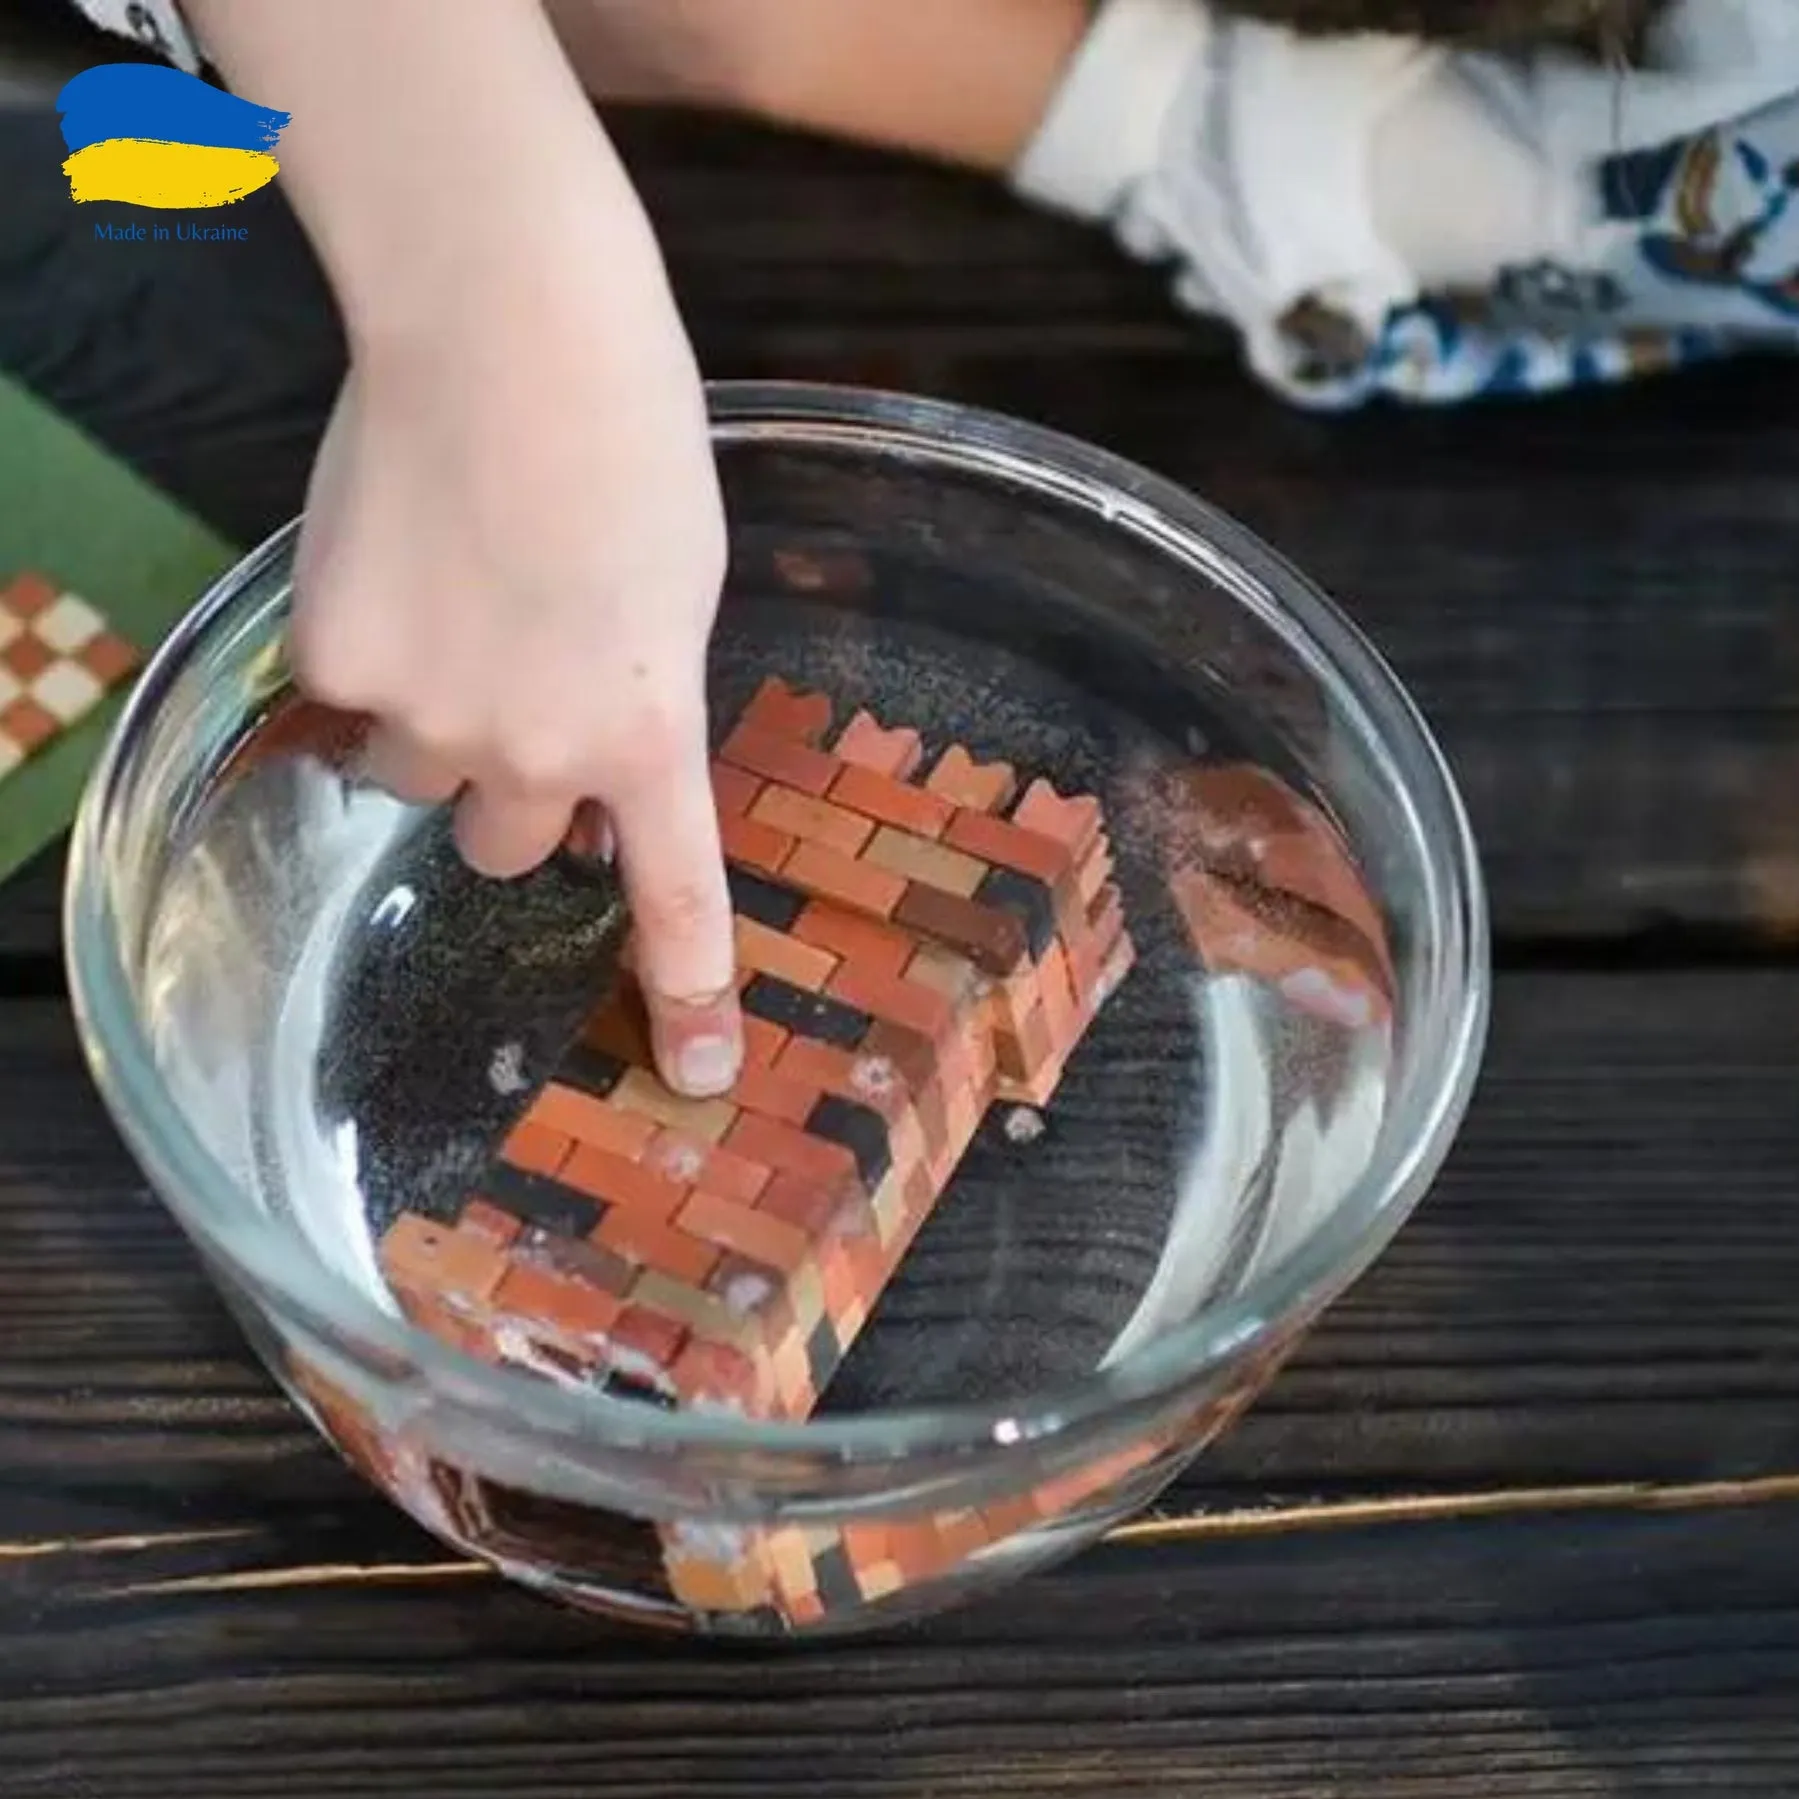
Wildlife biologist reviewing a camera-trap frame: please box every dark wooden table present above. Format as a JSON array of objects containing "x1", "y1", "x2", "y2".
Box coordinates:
[{"x1": 4, "y1": 93, "x2": 1799, "y2": 1798}]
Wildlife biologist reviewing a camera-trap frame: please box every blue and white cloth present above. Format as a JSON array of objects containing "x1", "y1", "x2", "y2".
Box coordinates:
[
  {"x1": 72, "y1": 0, "x2": 1799, "y2": 408},
  {"x1": 1015, "y1": 0, "x2": 1799, "y2": 404},
  {"x1": 68, "y1": 0, "x2": 200, "y2": 74}
]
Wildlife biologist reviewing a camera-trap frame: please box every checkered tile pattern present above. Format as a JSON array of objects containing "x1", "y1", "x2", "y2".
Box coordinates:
[
  {"x1": 0, "y1": 571, "x2": 140, "y2": 779},
  {"x1": 374, "y1": 678, "x2": 1137, "y2": 1622}
]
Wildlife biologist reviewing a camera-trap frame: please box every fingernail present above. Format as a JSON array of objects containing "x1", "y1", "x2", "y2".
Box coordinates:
[{"x1": 674, "y1": 1032, "x2": 741, "y2": 1098}]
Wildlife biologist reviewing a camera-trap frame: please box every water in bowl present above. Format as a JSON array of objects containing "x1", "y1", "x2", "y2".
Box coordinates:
[{"x1": 145, "y1": 564, "x2": 1395, "y2": 1419}]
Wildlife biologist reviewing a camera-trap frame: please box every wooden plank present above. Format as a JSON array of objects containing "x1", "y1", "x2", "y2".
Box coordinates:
[
  {"x1": 4, "y1": 1507, "x2": 1799, "y2": 1796},
  {"x1": 4, "y1": 967, "x2": 1797, "y2": 1542}
]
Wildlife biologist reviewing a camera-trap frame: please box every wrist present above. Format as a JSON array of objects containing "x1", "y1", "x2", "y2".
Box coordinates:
[{"x1": 335, "y1": 146, "x2": 680, "y2": 370}]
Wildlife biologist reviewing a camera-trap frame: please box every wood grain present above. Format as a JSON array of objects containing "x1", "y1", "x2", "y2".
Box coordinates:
[
  {"x1": 6, "y1": 1509, "x2": 1799, "y2": 1797},
  {"x1": 6, "y1": 90, "x2": 1799, "y2": 1797},
  {"x1": 4, "y1": 967, "x2": 1797, "y2": 1545}
]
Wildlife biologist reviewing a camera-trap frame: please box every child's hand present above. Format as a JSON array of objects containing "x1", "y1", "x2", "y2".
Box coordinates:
[
  {"x1": 292, "y1": 270, "x2": 741, "y2": 1099},
  {"x1": 180, "y1": 0, "x2": 743, "y2": 1096}
]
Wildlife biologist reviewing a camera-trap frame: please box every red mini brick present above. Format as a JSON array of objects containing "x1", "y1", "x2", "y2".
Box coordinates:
[
  {"x1": 720, "y1": 810, "x2": 797, "y2": 878},
  {"x1": 648, "y1": 1130, "x2": 771, "y2": 1206},
  {"x1": 828, "y1": 959, "x2": 956, "y2": 1044},
  {"x1": 1033, "y1": 941, "x2": 1083, "y2": 1051},
  {"x1": 782, "y1": 840, "x2": 907, "y2": 918},
  {"x1": 740, "y1": 1014, "x2": 789, "y2": 1067},
  {"x1": 501, "y1": 1117, "x2": 571, "y2": 1179},
  {"x1": 757, "y1": 1170, "x2": 860, "y2": 1238},
  {"x1": 995, "y1": 1000, "x2": 1056, "y2": 1085},
  {"x1": 841, "y1": 1522, "x2": 894, "y2": 1568},
  {"x1": 680, "y1": 1189, "x2": 811, "y2": 1276},
  {"x1": 1086, "y1": 889, "x2": 1128, "y2": 963},
  {"x1": 532, "y1": 1084, "x2": 658, "y2": 1159},
  {"x1": 750, "y1": 784, "x2": 877, "y2": 858},
  {"x1": 833, "y1": 709, "x2": 923, "y2": 777},
  {"x1": 1076, "y1": 842, "x2": 1115, "y2": 908},
  {"x1": 672, "y1": 1338, "x2": 768, "y2": 1410},
  {"x1": 771, "y1": 1035, "x2": 859, "y2": 1101},
  {"x1": 1012, "y1": 778, "x2": 1101, "y2": 856},
  {"x1": 735, "y1": 914, "x2": 839, "y2": 992},
  {"x1": 381, "y1": 1213, "x2": 508, "y2": 1306},
  {"x1": 562, "y1": 1141, "x2": 688, "y2": 1220},
  {"x1": 611, "y1": 1069, "x2": 739, "y2": 1143},
  {"x1": 597, "y1": 1210, "x2": 721, "y2": 1286},
  {"x1": 492, "y1": 1262, "x2": 623, "y2": 1342},
  {"x1": 609, "y1": 1304, "x2": 688, "y2": 1373},
  {"x1": 732, "y1": 1057, "x2": 821, "y2": 1128},
  {"x1": 719, "y1": 722, "x2": 841, "y2": 797},
  {"x1": 934, "y1": 1509, "x2": 997, "y2": 1565},
  {"x1": 942, "y1": 807, "x2": 1075, "y2": 887},
  {"x1": 791, "y1": 902, "x2": 917, "y2": 980},
  {"x1": 644, "y1": 1129, "x2": 712, "y2": 1189},
  {"x1": 703, "y1": 1145, "x2": 775, "y2": 1206},
  {"x1": 863, "y1": 826, "x2": 988, "y2": 898},
  {"x1": 858, "y1": 1019, "x2": 938, "y2": 1097},
  {"x1": 710, "y1": 760, "x2": 764, "y2": 818},
  {"x1": 741, "y1": 676, "x2": 834, "y2": 745},
  {"x1": 816, "y1": 1238, "x2": 868, "y2": 1328},
  {"x1": 925, "y1": 746, "x2": 1017, "y2": 813},
  {"x1": 725, "y1": 1110, "x2": 858, "y2": 1189},
  {"x1": 828, "y1": 762, "x2": 956, "y2": 839},
  {"x1": 460, "y1": 1200, "x2": 523, "y2": 1247}
]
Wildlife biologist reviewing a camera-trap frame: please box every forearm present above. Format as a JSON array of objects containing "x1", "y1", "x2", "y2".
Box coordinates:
[{"x1": 182, "y1": 0, "x2": 677, "y2": 353}]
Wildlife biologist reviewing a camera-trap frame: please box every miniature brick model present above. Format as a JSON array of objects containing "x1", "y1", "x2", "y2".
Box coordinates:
[
  {"x1": 374, "y1": 678, "x2": 1136, "y2": 1621},
  {"x1": 0, "y1": 571, "x2": 140, "y2": 779}
]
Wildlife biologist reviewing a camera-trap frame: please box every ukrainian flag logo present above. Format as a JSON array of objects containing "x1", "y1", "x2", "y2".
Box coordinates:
[{"x1": 59, "y1": 64, "x2": 290, "y2": 209}]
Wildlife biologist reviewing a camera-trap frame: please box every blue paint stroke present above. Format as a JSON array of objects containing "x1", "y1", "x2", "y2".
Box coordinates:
[{"x1": 57, "y1": 64, "x2": 289, "y2": 156}]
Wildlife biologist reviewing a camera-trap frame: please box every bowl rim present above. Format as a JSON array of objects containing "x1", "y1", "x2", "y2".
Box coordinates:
[{"x1": 64, "y1": 380, "x2": 1489, "y2": 1465}]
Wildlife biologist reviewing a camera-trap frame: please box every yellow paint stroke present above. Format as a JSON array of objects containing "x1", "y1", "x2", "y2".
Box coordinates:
[
  {"x1": 0, "y1": 1526, "x2": 258, "y2": 1563},
  {"x1": 63, "y1": 1471, "x2": 1799, "y2": 1603},
  {"x1": 1109, "y1": 1471, "x2": 1799, "y2": 1544},
  {"x1": 63, "y1": 138, "x2": 278, "y2": 208},
  {"x1": 99, "y1": 1560, "x2": 487, "y2": 1599}
]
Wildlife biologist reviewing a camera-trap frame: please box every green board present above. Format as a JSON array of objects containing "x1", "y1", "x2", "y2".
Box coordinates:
[{"x1": 0, "y1": 373, "x2": 239, "y2": 886}]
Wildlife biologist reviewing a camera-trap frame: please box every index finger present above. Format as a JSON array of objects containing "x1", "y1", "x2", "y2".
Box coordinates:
[{"x1": 605, "y1": 714, "x2": 742, "y2": 1099}]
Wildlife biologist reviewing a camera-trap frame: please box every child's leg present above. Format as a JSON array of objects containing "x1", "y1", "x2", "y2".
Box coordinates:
[
  {"x1": 551, "y1": 0, "x2": 1799, "y2": 406},
  {"x1": 549, "y1": 0, "x2": 1090, "y2": 172}
]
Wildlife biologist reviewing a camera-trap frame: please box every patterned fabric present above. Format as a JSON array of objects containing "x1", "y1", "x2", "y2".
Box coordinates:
[
  {"x1": 1304, "y1": 92, "x2": 1799, "y2": 405},
  {"x1": 65, "y1": 0, "x2": 200, "y2": 72},
  {"x1": 1021, "y1": 0, "x2": 1799, "y2": 406}
]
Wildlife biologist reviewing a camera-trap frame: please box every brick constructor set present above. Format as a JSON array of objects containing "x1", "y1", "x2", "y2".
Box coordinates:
[
  {"x1": 376, "y1": 677, "x2": 1138, "y2": 1617},
  {"x1": 0, "y1": 561, "x2": 1389, "y2": 1625}
]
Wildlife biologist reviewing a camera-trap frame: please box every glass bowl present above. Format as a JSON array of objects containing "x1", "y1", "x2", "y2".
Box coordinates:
[{"x1": 64, "y1": 383, "x2": 1487, "y2": 1637}]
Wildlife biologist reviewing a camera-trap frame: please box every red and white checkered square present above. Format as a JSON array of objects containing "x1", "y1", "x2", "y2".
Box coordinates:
[{"x1": 0, "y1": 572, "x2": 139, "y2": 778}]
